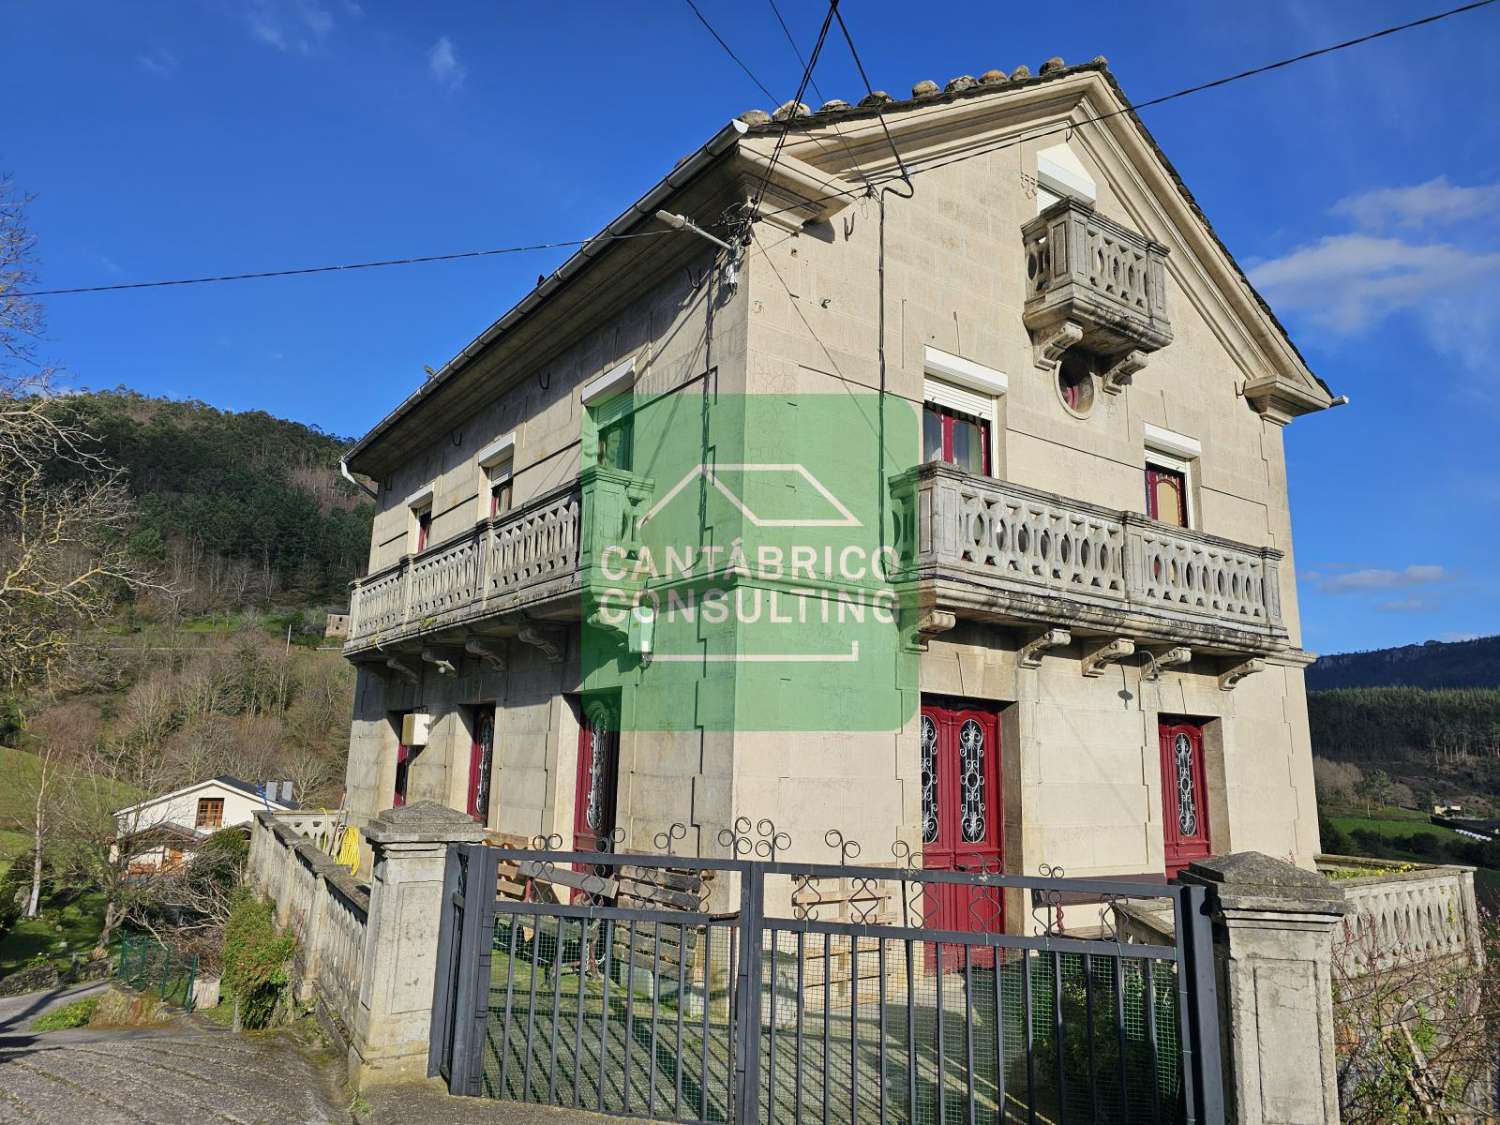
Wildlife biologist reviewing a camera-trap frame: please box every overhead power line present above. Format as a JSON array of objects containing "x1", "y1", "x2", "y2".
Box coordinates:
[
  {"x1": 20, "y1": 0, "x2": 1495, "y2": 299},
  {"x1": 757, "y1": 0, "x2": 1499, "y2": 222},
  {"x1": 11, "y1": 229, "x2": 682, "y2": 298}
]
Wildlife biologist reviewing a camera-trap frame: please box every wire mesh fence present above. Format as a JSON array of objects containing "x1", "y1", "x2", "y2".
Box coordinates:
[
  {"x1": 432, "y1": 842, "x2": 1219, "y2": 1125},
  {"x1": 116, "y1": 931, "x2": 199, "y2": 1011}
]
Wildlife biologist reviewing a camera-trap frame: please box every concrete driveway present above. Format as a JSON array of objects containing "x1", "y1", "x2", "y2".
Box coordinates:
[{"x1": 0, "y1": 983, "x2": 351, "y2": 1124}]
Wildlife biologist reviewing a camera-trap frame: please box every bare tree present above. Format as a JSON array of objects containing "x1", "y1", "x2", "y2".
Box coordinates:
[{"x1": 0, "y1": 177, "x2": 160, "y2": 693}]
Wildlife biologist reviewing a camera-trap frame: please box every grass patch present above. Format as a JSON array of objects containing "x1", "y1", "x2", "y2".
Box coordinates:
[
  {"x1": 1329, "y1": 813, "x2": 1461, "y2": 843},
  {"x1": 0, "y1": 889, "x2": 111, "y2": 977},
  {"x1": 32, "y1": 996, "x2": 99, "y2": 1031},
  {"x1": 0, "y1": 745, "x2": 143, "y2": 832},
  {"x1": 0, "y1": 829, "x2": 31, "y2": 865}
]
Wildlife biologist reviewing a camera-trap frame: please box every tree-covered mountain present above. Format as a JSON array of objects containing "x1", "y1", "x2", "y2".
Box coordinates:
[
  {"x1": 44, "y1": 389, "x2": 372, "y2": 609},
  {"x1": 1307, "y1": 635, "x2": 1500, "y2": 690}
]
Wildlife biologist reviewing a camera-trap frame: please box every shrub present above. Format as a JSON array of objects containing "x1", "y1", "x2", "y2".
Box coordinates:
[{"x1": 221, "y1": 891, "x2": 295, "y2": 1030}]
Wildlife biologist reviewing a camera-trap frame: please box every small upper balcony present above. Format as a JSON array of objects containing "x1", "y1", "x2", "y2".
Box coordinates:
[
  {"x1": 1021, "y1": 198, "x2": 1172, "y2": 386},
  {"x1": 897, "y1": 462, "x2": 1289, "y2": 661}
]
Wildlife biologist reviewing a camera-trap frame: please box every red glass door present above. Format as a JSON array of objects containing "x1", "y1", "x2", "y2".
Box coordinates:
[
  {"x1": 393, "y1": 743, "x2": 411, "y2": 807},
  {"x1": 1160, "y1": 718, "x2": 1211, "y2": 878},
  {"x1": 921, "y1": 701, "x2": 1003, "y2": 966},
  {"x1": 467, "y1": 708, "x2": 495, "y2": 822},
  {"x1": 573, "y1": 697, "x2": 619, "y2": 855}
]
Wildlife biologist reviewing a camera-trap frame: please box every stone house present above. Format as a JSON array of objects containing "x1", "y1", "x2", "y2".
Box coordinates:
[{"x1": 335, "y1": 57, "x2": 1335, "y2": 923}]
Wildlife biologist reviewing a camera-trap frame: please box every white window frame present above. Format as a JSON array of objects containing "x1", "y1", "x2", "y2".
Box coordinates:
[
  {"x1": 1034, "y1": 142, "x2": 1097, "y2": 213},
  {"x1": 922, "y1": 346, "x2": 1006, "y2": 477},
  {"x1": 476, "y1": 432, "x2": 516, "y2": 521},
  {"x1": 1143, "y1": 424, "x2": 1200, "y2": 529},
  {"x1": 405, "y1": 484, "x2": 434, "y2": 554}
]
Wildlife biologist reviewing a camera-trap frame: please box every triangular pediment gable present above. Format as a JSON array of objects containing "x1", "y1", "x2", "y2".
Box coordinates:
[{"x1": 740, "y1": 63, "x2": 1332, "y2": 416}]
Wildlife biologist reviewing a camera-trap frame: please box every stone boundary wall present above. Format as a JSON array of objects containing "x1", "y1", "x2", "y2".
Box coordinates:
[
  {"x1": 1317, "y1": 854, "x2": 1484, "y2": 974},
  {"x1": 248, "y1": 810, "x2": 369, "y2": 1037}
]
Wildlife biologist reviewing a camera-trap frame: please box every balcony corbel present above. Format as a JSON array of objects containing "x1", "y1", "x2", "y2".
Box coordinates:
[
  {"x1": 1018, "y1": 628, "x2": 1071, "y2": 669},
  {"x1": 1082, "y1": 638, "x2": 1135, "y2": 678},
  {"x1": 1032, "y1": 321, "x2": 1084, "y2": 373},
  {"x1": 1219, "y1": 658, "x2": 1264, "y2": 692},
  {"x1": 1100, "y1": 350, "x2": 1146, "y2": 396},
  {"x1": 463, "y1": 637, "x2": 507, "y2": 672},
  {"x1": 1141, "y1": 645, "x2": 1192, "y2": 681},
  {"x1": 914, "y1": 610, "x2": 957, "y2": 652},
  {"x1": 384, "y1": 656, "x2": 421, "y2": 684},
  {"x1": 421, "y1": 647, "x2": 460, "y2": 677},
  {"x1": 518, "y1": 624, "x2": 565, "y2": 663}
]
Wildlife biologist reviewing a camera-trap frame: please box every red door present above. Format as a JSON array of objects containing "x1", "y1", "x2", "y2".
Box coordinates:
[
  {"x1": 467, "y1": 708, "x2": 495, "y2": 823},
  {"x1": 393, "y1": 743, "x2": 411, "y2": 807},
  {"x1": 1160, "y1": 718, "x2": 1211, "y2": 878},
  {"x1": 573, "y1": 697, "x2": 620, "y2": 855},
  {"x1": 921, "y1": 702, "x2": 1004, "y2": 964}
]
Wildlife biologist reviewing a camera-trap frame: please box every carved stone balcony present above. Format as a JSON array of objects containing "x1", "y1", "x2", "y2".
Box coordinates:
[
  {"x1": 1021, "y1": 197, "x2": 1171, "y2": 385},
  {"x1": 344, "y1": 467, "x2": 650, "y2": 658},
  {"x1": 897, "y1": 462, "x2": 1288, "y2": 655}
]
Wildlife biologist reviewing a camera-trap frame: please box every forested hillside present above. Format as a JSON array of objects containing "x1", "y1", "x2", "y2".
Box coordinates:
[
  {"x1": 1307, "y1": 635, "x2": 1500, "y2": 690},
  {"x1": 44, "y1": 389, "x2": 372, "y2": 611}
]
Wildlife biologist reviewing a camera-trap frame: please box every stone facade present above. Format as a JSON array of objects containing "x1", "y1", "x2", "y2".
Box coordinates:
[{"x1": 336, "y1": 61, "x2": 1332, "y2": 913}]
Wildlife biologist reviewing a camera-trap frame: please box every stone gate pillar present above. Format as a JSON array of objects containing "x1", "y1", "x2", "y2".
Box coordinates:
[
  {"x1": 350, "y1": 800, "x2": 487, "y2": 1088},
  {"x1": 1180, "y1": 852, "x2": 1347, "y2": 1125}
]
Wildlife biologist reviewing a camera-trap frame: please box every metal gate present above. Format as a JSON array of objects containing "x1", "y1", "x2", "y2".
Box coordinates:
[{"x1": 430, "y1": 832, "x2": 1223, "y2": 1125}]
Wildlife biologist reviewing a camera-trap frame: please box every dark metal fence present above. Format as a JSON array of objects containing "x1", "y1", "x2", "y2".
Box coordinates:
[
  {"x1": 431, "y1": 828, "x2": 1222, "y2": 1125},
  {"x1": 116, "y1": 932, "x2": 199, "y2": 1010}
]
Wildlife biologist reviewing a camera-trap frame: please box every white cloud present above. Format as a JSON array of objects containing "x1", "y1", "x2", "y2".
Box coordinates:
[
  {"x1": 1333, "y1": 176, "x2": 1500, "y2": 230},
  {"x1": 1377, "y1": 598, "x2": 1440, "y2": 614},
  {"x1": 242, "y1": 0, "x2": 336, "y2": 55},
  {"x1": 1250, "y1": 234, "x2": 1500, "y2": 334},
  {"x1": 1250, "y1": 178, "x2": 1500, "y2": 375},
  {"x1": 1308, "y1": 565, "x2": 1451, "y2": 594},
  {"x1": 427, "y1": 36, "x2": 465, "y2": 89},
  {"x1": 136, "y1": 47, "x2": 179, "y2": 77}
]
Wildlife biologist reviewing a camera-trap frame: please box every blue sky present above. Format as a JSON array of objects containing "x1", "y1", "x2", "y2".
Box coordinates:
[{"x1": 5, "y1": 1, "x2": 1498, "y2": 654}]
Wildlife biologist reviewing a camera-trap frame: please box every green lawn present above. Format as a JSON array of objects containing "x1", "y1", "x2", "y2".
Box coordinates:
[{"x1": 0, "y1": 889, "x2": 111, "y2": 976}]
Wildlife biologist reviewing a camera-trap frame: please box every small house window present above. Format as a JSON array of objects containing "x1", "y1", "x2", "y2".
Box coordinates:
[
  {"x1": 598, "y1": 416, "x2": 633, "y2": 472},
  {"x1": 1146, "y1": 465, "x2": 1188, "y2": 527},
  {"x1": 923, "y1": 403, "x2": 991, "y2": 475},
  {"x1": 195, "y1": 798, "x2": 224, "y2": 830},
  {"x1": 414, "y1": 506, "x2": 432, "y2": 552},
  {"x1": 489, "y1": 474, "x2": 513, "y2": 518},
  {"x1": 1143, "y1": 426, "x2": 1199, "y2": 530}
]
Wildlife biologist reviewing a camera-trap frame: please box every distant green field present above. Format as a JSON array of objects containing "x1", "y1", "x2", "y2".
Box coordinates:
[
  {"x1": 0, "y1": 829, "x2": 31, "y2": 865},
  {"x1": 0, "y1": 745, "x2": 144, "y2": 834},
  {"x1": 1329, "y1": 812, "x2": 1462, "y2": 844}
]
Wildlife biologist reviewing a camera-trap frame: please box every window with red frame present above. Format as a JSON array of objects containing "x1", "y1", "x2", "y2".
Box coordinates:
[
  {"x1": 1146, "y1": 465, "x2": 1188, "y2": 527},
  {"x1": 489, "y1": 477, "x2": 513, "y2": 518},
  {"x1": 922, "y1": 402, "x2": 990, "y2": 475}
]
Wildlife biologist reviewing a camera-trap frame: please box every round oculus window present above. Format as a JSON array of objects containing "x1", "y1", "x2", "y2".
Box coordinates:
[{"x1": 1057, "y1": 350, "x2": 1096, "y2": 417}]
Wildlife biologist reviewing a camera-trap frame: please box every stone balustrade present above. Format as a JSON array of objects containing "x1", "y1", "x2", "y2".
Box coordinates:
[
  {"x1": 1022, "y1": 197, "x2": 1172, "y2": 362},
  {"x1": 345, "y1": 482, "x2": 585, "y2": 652},
  {"x1": 248, "y1": 811, "x2": 369, "y2": 1036},
  {"x1": 1317, "y1": 855, "x2": 1484, "y2": 975},
  {"x1": 344, "y1": 467, "x2": 651, "y2": 653},
  {"x1": 901, "y1": 461, "x2": 1287, "y2": 650}
]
